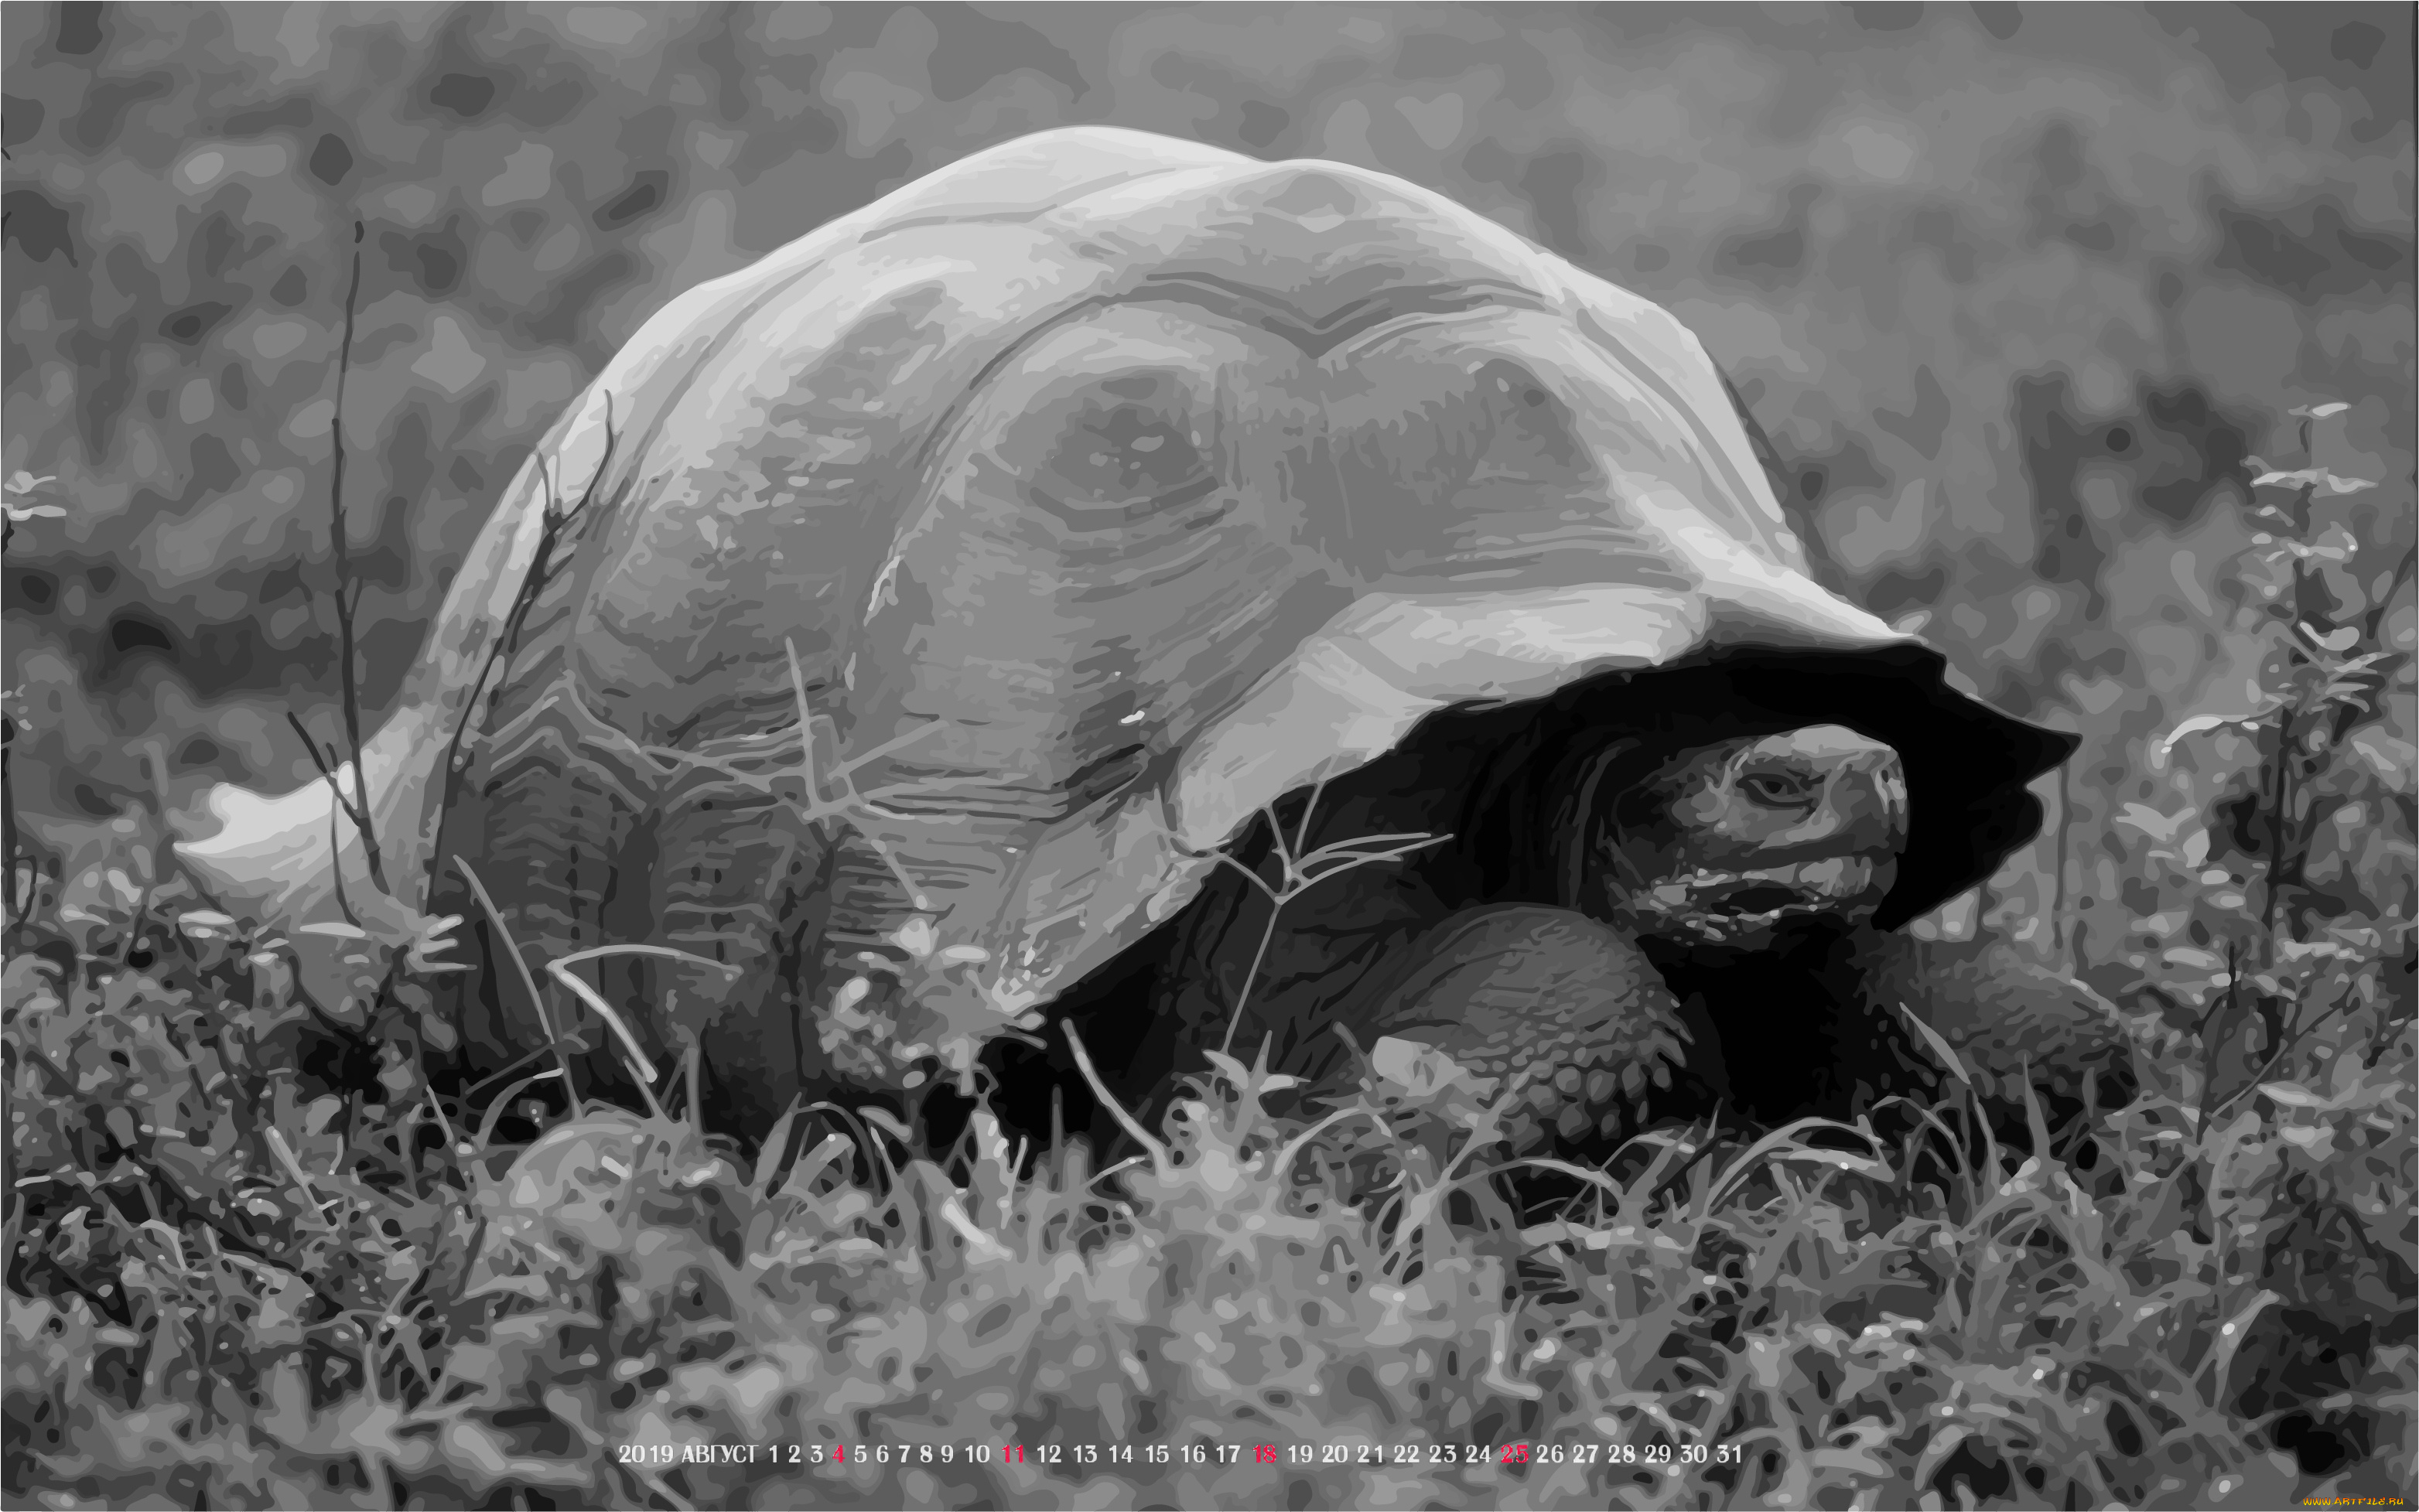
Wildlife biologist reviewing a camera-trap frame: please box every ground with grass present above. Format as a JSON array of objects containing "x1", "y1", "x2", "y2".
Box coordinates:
[{"x1": 2, "y1": 852, "x2": 2409, "y2": 1510}]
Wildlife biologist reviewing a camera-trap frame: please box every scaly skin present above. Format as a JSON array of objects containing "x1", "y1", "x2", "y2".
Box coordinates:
[
  {"x1": 1325, "y1": 909, "x2": 2134, "y2": 1155},
  {"x1": 1255, "y1": 725, "x2": 2130, "y2": 1152},
  {"x1": 1865, "y1": 931, "x2": 2138, "y2": 1125},
  {"x1": 1347, "y1": 725, "x2": 1903, "y2": 1148},
  {"x1": 1306, "y1": 906, "x2": 1723, "y2": 1154}
]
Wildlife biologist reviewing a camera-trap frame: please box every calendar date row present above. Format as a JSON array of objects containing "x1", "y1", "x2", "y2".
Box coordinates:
[{"x1": 630, "y1": 1440, "x2": 1744, "y2": 1469}]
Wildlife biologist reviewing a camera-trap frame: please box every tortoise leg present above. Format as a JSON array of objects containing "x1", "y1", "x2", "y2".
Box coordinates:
[
  {"x1": 1864, "y1": 931, "x2": 2139, "y2": 1142},
  {"x1": 440, "y1": 671, "x2": 833, "y2": 1137},
  {"x1": 629, "y1": 781, "x2": 833, "y2": 1135},
  {"x1": 1315, "y1": 904, "x2": 1725, "y2": 1155},
  {"x1": 433, "y1": 671, "x2": 656, "y2": 1115}
]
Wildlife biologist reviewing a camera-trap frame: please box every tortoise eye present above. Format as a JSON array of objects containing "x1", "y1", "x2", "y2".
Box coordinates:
[
  {"x1": 1036, "y1": 404, "x2": 1220, "y2": 527},
  {"x1": 1740, "y1": 771, "x2": 1815, "y2": 807}
]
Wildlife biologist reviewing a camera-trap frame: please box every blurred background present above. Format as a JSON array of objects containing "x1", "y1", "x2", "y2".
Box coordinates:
[{"x1": 4, "y1": 2, "x2": 2412, "y2": 1002}]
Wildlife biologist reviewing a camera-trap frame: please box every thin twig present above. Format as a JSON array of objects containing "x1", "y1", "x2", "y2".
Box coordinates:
[
  {"x1": 1218, "y1": 889, "x2": 1287, "y2": 1059},
  {"x1": 323, "y1": 792, "x2": 363, "y2": 931},
  {"x1": 2195, "y1": 940, "x2": 2243, "y2": 1141},
  {"x1": 285, "y1": 711, "x2": 373, "y2": 840},
  {"x1": 2203, "y1": 997, "x2": 2354, "y2": 1129},
  {"x1": 327, "y1": 218, "x2": 384, "y2": 893},
  {"x1": 1212, "y1": 779, "x2": 1448, "y2": 1056},
  {"x1": 0, "y1": 690, "x2": 29, "y2": 931},
  {"x1": 420, "y1": 1086, "x2": 459, "y2": 1150}
]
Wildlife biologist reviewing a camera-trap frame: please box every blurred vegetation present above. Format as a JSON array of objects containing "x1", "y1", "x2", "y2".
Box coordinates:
[
  {"x1": 3, "y1": 3, "x2": 2414, "y2": 1507},
  {"x1": 3, "y1": 1, "x2": 2412, "y2": 990}
]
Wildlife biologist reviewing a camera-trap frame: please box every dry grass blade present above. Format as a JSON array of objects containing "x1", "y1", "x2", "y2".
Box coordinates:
[
  {"x1": 804, "y1": 1100, "x2": 906, "y2": 1197},
  {"x1": 2206, "y1": 1288, "x2": 2284, "y2": 1408},
  {"x1": 539, "y1": 943, "x2": 733, "y2": 1119},
  {"x1": 1290, "y1": 831, "x2": 1452, "y2": 886},
  {"x1": 786, "y1": 635, "x2": 936, "y2": 910},
  {"x1": 2018, "y1": 1057, "x2": 2055, "y2": 1164},
  {"x1": 455, "y1": 856, "x2": 582, "y2": 1116},
  {"x1": 752, "y1": 1100, "x2": 805, "y2": 1203},
  {"x1": 1897, "y1": 999, "x2": 1974, "y2": 1087},
  {"x1": 1482, "y1": 1313, "x2": 1545, "y2": 1401},
  {"x1": 1063, "y1": 1019, "x2": 1168, "y2": 1176},
  {"x1": 263, "y1": 1127, "x2": 339, "y2": 1232},
  {"x1": 777, "y1": 1131, "x2": 859, "y2": 1205},
  {"x1": 1891, "y1": 1096, "x2": 1987, "y2": 1212},
  {"x1": 1710, "y1": 1117, "x2": 1888, "y2": 1209},
  {"x1": 1269, "y1": 1106, "x2": 1382, "y2": 1178},
  {"x1": 473, "y1": 1067, "x2": 565, "y2": 1153},
  {"x1": 542, "y1": 959, "x2": 661, "y2": 1111}
]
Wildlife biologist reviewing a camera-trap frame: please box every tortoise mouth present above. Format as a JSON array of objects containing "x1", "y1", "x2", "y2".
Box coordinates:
[
  {"x1": 1623, "y1": 864, "x2": 1891, "y2": 948},
  {"x1": 1632, "y1": 855, "x2": 1894, "y2": 925},
  {"x1": 1707, "y1": 883, "x2": 1806, "y2": 914},
  {"x1": 1645, "y1": 858, "x2": 1883, "y2": 915}
]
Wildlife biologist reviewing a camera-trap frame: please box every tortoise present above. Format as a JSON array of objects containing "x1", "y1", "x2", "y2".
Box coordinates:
[{"x1": 175, "y1": 126, "x2": 2130, "y2": 1153}]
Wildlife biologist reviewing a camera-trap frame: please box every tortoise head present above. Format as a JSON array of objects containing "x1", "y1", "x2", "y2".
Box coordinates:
[{"x1": 1588, "y1": 723, "x2": 1908, "y2": 951}]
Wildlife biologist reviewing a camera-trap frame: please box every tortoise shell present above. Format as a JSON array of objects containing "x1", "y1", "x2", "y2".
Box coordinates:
[{"x1": 180, "y1": 128, "x2": 2071, "y2": 1122}]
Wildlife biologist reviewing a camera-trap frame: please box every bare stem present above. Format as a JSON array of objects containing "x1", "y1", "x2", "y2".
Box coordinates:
[
  {"x1": 1211, "y1": 770, "x2": 1447, "y2": 1058},
  {"x1": 1218, "y1": 885, "x2": 1286, "y2": 1059},
  {"x1": 2260, "y1": 708, "x2": 2285, "y2": 964},
  {"x1": 323, "y1": 797, "x2": 362, "y2": 930},
  {"x1": 2053, "y1": 750, "x2": 2074, "y2": 969},
  {"x1": 2195, "y1": 939, "x2": 2243, "y2": 1142},
  {"x1": 286, "y1": 220, "x2": 387, "y2": 907},
  {"x1": 284, "y1": 711, "x2": 374, "y2": 930},
  {"x1": 1, "y1": 693, "x2": 28, "y2": 931},
  {"x1": 2204, "y1": 996, "x2": 2352, "y2": 1129},
  {"x1": 326, "y1": 219, "x2": 384, "y2": 893}
]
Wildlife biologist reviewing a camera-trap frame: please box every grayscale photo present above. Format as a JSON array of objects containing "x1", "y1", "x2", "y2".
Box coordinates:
[{"x1": 3, "y1": 4, "x2": 2412, "y2": 1507}]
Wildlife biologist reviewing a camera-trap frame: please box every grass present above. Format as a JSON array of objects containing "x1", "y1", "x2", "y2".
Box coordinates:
[{"x1": 3, "y1": 855, "x2": 2410, "y2": 1511}]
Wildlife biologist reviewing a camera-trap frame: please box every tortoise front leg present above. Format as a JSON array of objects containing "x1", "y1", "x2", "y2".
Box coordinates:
[
  {"x1": 1314, "y1": 904, "x2": 1727, "y2": 1156},
  {"x1": 1865, "y1": 930, "x2": 2139, "y2": 1139}
]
